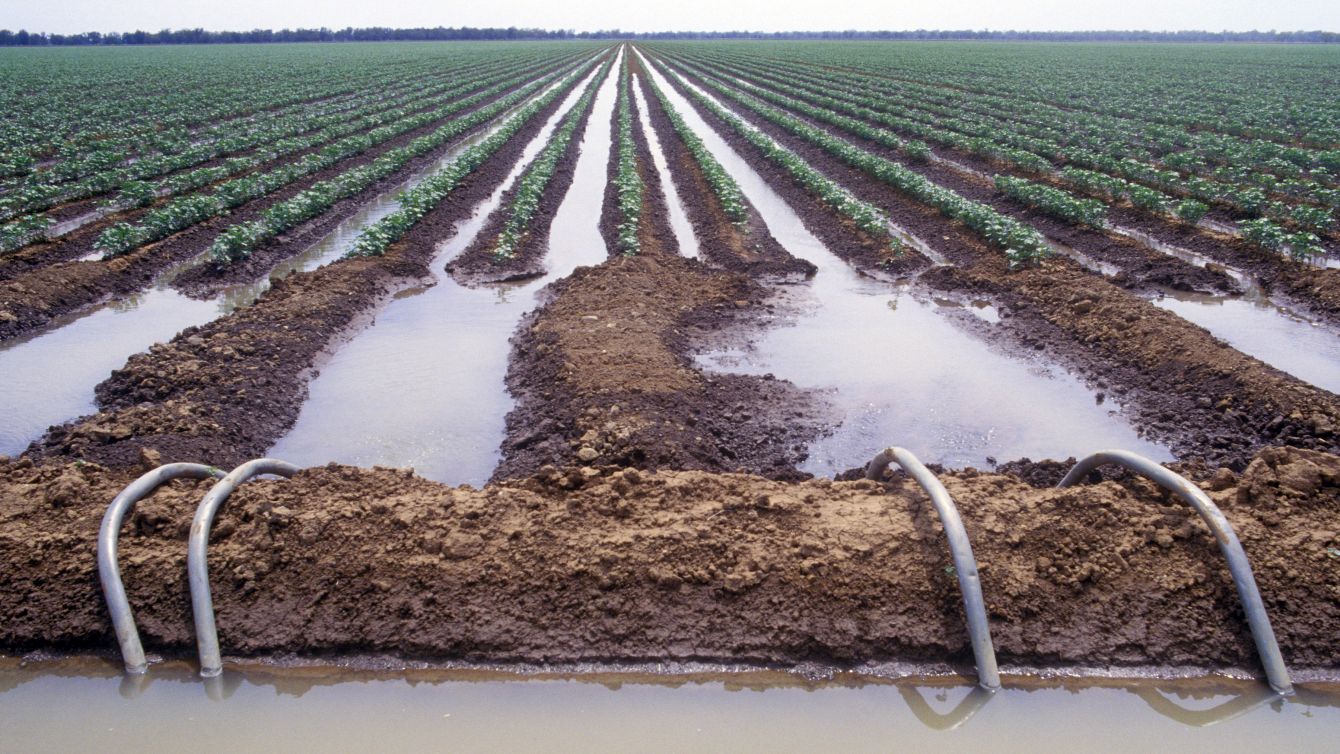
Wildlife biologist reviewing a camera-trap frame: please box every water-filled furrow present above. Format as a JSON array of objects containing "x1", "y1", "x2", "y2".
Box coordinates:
[
  {"x1": 269, "y1": 51, "x2": 623, "y2": 484},
  {"x1": 639, "y1": 49, "x2": 1169, "y2": 472},
  {"x1": 0, "y1": 67, "x2": 594, "y2": 458},
  {"x1": 629, "y1": 72, "x2": 700, "y2": 258}
]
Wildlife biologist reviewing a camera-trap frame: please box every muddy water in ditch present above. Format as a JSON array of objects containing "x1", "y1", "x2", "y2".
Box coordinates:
[
  {"x1": 640, "y1": 53, "x2": 1168, "y2": 472},
  {"x1": 0, "y1": 68, "x2": 592, "y2": 459},
  {"x1": 269, "y1": 54, "x2": 620, "y2": 485},
  {"x1": 1, "y1": 660, "x2": 1337, "y2": 752}
]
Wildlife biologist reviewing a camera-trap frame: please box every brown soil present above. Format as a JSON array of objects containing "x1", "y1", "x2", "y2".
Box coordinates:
[
  {"x1": 448, "y1": 65, "x2": 608, "y2": 285},
  {"x1": 23, "y1": 82, "x2": 583, "y2": 472},
  {"x1": 704, "y1": 61, "x2": 1340, "y2": 322},
  {"x1": 2, "y1": 445, "x2": 1337, "y2": 676},
  {"x1": 660, "y1": 59, "x2": 1340, "y2": 470},
  {"x1": 0, "y1": 75, "x2": 545, "y2": 342},
  {"x1": 634, "y1": 65, "x2": 816, "y2": 279},
  {"x1": 496, "y1": 252, "x2": 830, "y2": 482}
]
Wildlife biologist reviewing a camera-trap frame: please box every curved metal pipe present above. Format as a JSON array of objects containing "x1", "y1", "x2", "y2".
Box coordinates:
[
  {"x1": 98, "y1": 463, "x2": 226, "y2": 674},
  {"x1": 866, "y1": 447, "x2": 1001, "y2": 691},
  {"x1": 188, "y1": 458, "x2": 300, "y2": 677},
  {"x1": 1057, "y1": 449, "x2": 1293, "y2": 695}
]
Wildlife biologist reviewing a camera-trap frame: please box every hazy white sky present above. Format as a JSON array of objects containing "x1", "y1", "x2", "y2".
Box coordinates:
[{"x1": 3, "y1": 0, "x2": 1338, "y2": 34}]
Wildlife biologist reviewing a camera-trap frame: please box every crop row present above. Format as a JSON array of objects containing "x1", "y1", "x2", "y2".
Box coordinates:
[
  {"x1": 489, "y1": 60, "x2": 612, "y2": 261},
  {"x1": 0, "y1": 43, "x2": 602, "y2": 179},
  {"x1": 660, "y1": 57, "x2": 1050, "y2": 265},
  {"x1": 0, "y1": 55, "x2": 535, "y2": 222},
  {"x1": 349, "y1": 57, "x2": 604, "y2": 258},
  {"x1": 95, "y1": 58, "x2": 582, "y2": 259},
  {"x1": 612, "y1": 61, "x2": 644, "y2": 254},
  {"x1": 209, "y1": 58, "x2": 601, "y2": 264},
  {"x1": 639, "y1": 62, "x2": 748, "y2": 224},
  {"x1": 0, "y1": 54, "x2": 572, "y2": 246},
  {"x1": 675, "y1": 50, "x2": 1339, "y2": 239},
  {"x1": 648, "y1": 59, "x2": 896, "y2": 252},
  {"x1": 692, "y1": 46, "x2": 1340, "y2": 196}
]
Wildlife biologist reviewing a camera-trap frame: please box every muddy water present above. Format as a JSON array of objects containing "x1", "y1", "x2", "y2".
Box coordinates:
[
  {"x1": 1151, "y1": 290, "x2": 1340, "y2": 394},
  {"x1": 630, "y1": 73, "x2": 700, "y2": 258},
  {"x1": 269, "y1": 54, "x2": 620, "y2": 485},
  {"x1": 1, "y1": 660, "x2": 1337, "y2": 752},
  {"x1": 640, "y1": 52, "x2": 1168, "y2": 472},
  {"x1": 0, "y1": 67, "x2": 595, "y2": 460}
]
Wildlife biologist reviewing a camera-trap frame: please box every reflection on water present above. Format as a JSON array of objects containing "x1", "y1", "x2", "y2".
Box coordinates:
[
  {"x1": 0, "y1": 63, "x2": 595, "y2": 460},
  {"x1": 640, "y1": 51, "x2": 1168, "y2": 473},
  {"x1": 269, "y1": 54, "x2": 621, "y2": 485},
  {"x1": 1, "y1": 656, "x2": 1337, "y2": 752},
  {"x1": 1151, "y1": 290, "x2": 1340, "y2": 395},
  {"x1": 630, "y1": 72, "x2": 700, "y2": 258}
]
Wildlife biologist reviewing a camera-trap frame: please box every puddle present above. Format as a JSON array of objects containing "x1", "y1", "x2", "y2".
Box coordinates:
[
  {"x1": 269, "y1": 53, "x2": 620, "y2": 485},
  {"x1": 630, "y1": 72, "x2": 700, "y2": 258},
  {"x1": 1, "y1": 658, "x2": 1337, "y2": 752},
  {"x1": 642, "y1": 52, "x2": 1169, "y2": 473},
  {"x1": 1151, "y1": 290, "x2": 1340, "y2": 394},
  {"x1": 1108, "y1": 223, "x2": 1265, "y2": 295},
  {"x1": 0, "y1": 66, "x2": 600, "y2": 460},
  {"x1": 0, "y1": 290, "x2": 218, "y2": 456}
]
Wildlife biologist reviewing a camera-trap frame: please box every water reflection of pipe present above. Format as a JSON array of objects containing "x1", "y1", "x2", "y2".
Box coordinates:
[
  {"x1": 897, "y1": 685, "x2": 995, "y2": 730},
  {"x1": 203, "y1": 670, "x2": 243, "y2": 702},
  {"x1": 1131, "y1": 685, "x2": 1281, "y2": 727}
]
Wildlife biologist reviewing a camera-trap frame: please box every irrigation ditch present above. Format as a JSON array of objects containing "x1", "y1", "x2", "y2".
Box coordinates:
[{"x1": 1, "y1": 43, "x2": 1339, "y2": 717}]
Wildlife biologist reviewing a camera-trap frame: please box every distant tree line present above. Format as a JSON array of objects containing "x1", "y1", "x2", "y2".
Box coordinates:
[{"x1": 0, "y1": 26, "x2": 1336, "y2": 46}]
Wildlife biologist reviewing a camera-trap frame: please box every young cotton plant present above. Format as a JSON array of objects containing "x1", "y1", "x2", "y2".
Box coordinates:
[
  {"x1": 613, "y1": 64, "x2": 644, "y2": 254},
  {"x1": 644, "y1": 69, "x2": 749, "y2": 225},
  {"x1": 491, "y1": 59, "x2": 611, "y2": 261},
  {"x1": 654, "y1": 59, "x2": 896, "y2": 249},
  {"x1": 349, "y1": 63, "x2": 596, "y2": 258},
  {"x1": 995, "y1": 175, "x2": 1107, "y2": 228}
]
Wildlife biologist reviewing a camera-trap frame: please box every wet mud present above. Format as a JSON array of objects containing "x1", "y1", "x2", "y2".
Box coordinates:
[{"x1": 2, "y1": 446, "x2": 1337, "y2": 675}]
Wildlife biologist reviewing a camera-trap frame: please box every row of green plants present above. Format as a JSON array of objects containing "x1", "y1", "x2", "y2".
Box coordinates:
[
  {"x1": 348, "y1": 60, "x2": 601, "y2": 258},
  {"x1": 95, "y1": 59, "x2": 582, "y2": 259},
  {"x1": 994, "y1": 176, "x2": 1107, "y2": 228},
  {"x1": 0, "y1": 63, "x2": 499, "y2": 195},
  {"x1": 0, "y1": 55, "x2": 549, "y2": 239},
  {"x1": 209, "y1": 59, "x2": 598, "y2": 264},
  {"x1": 1239, "y1": 218, "x2": 1325, "y2": 261},
  {"x1": 490, "y1": 60, "x2": 612, "y2": 261},
  {"x1": 0, "y1": 53, "x2": 572, "y2": 221},
  {"x1": 682, "y1": 45, "x2": 1340, "y2": 193},
  {"x1": 702, "y1": 50, "x2": 1340, "y2": 235},
  {"x1": 667, "y1": 59, "x2": 1050, "y2": 265},
  {"x1": 641, "y1": 61, "x2": 749, "y2": 224},
  {"x1": 612, "y1": 62, "x2": 644, "y2": 254},
  {"x1": 686, "y1": 51, "x2": 1340, "y2": 239},
  {"x1": 652, "y1": 60, "x2": 896, "y2": 251},
  {"x1": 0, "y1": 44, "x2": 599, "y2": 181}
]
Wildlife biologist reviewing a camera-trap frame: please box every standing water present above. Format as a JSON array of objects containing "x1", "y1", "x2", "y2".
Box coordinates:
[
  {"x1": 639, "y1": 51, "x2": 1170, "y2": 472},
  {"x1": 0, "y1": 62, "x2": 596, "y2": 459},
  {"x1": 630, "y1": 73, "x2": 700, "y2": 258},
  {"x1": 0, "y1": 658, "x2": 1337, "y2": 752},
  {"x1": 270, "y1": 53, "x2": 622, "y2": 485}
]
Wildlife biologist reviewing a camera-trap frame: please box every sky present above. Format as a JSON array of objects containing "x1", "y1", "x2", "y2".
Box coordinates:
[{"x1": 2, "y1": 0, "x2": 1338, "y2": 34}]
